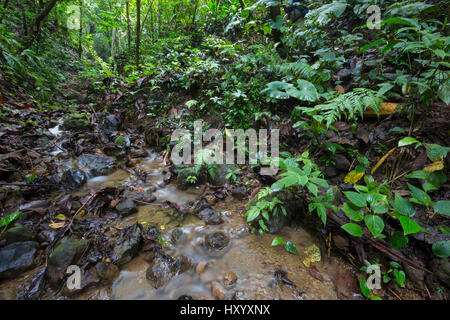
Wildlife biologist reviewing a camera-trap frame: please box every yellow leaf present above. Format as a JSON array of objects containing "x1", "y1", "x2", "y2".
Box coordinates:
[
  {"x1": 344, "y1": 170, "x2": 365, "y2": 184},
  {"x1": 160, "y1": 225, "x2": 165, "y2": 230},
  {"x1": 54, "y1": 214, "x2": 67, "y2": 221},
  {"x1": 371, "y1": 147, "x2": 397, "y2": 175},
  {"x1": 302, "y1": 245, "x2": 321, "y2": 268},
  {"x1": 364, "y1": 102, "x2": 399, "y2": 116},
  {"x1": 423, "y1": 161, "x2": 444, "y2": 172},
  {"x1": 49, "y1": 221, "x2": 65, "y2": 229}
]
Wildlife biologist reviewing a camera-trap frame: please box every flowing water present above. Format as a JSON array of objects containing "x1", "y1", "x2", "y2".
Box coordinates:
[{"x1": 1, "y1": 152, "x2": 361, "y2": 300}]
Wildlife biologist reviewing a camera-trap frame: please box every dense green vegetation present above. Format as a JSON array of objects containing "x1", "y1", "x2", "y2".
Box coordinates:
[{"x1": 0, "y1": 0, "x2": 449, "y2": 300}]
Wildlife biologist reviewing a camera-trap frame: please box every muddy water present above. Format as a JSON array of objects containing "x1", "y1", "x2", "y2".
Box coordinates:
[{"x1": 75, "y1": 154, "x2": 358, "y2": 300}]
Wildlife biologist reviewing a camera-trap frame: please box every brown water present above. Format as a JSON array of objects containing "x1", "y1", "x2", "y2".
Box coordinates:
[{"x1": 1, "y1": 153, "x2": 360, "y2": 300}]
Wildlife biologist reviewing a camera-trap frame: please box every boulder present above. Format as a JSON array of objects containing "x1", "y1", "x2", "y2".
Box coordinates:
[
  {"x1": 204, "y1": 232, "x2": 230, "y2": 257},
  {"x1": 115, "y1": 199, "x2": 138, "y2": 217},
  {"x1": 146, "y1": 255, "x2": 192, "y2": 289},
  {"x1": 62, "y1": 168, "x2": 87, "y2": 189},
  {"x1": 112, "y1": 223, "x2": 142, "y2": 266},
  {"x1": 62, "y1": 113, "x2": 92, "y2": 131},
  {"x1": 198, "y1": 208, "x2": 223, "y2": 225},
  {"x1": 5, "y1": 225, "x2": 35, "y2": 244},
  {"x1": 102, "y1": 115, "x2": 119, "y2": 135},
  {"x1": 0, "y1": 241, "x2": 40, "y2": 279},
  {"x1": 46, "y1": 239, "x2": 89, "y2": 289},
  {"x1": 77, "y1": 153, "x2": 115, "y2": 177}
]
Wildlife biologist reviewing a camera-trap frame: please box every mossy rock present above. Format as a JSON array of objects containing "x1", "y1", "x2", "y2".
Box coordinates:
[
  {"x1": 114, "y1": 135, "x2": 126, "y2": 146},
  {"x1": 177, "y1": 168, "x2": 200, "y2": 190},
  {"x1": 62, "y1": 113, "x2": 92, "y2": 131}
]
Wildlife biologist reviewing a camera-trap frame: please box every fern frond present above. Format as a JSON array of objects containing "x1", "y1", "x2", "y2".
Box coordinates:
[{"x1": 298, "y1": 88, "x2": 382, "y2": 128}]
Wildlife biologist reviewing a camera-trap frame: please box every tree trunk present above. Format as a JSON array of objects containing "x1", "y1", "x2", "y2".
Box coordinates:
[
  {"x1": 269, "y1": 3, "x2": 282, "y2": 45},
  {"x1": 79, "y1": 0, "x2": 83, "y2": 58},
  {"x1": 126, "y1": 0, "x2": 131, "y2": 49},
  {"x1": 136, "y1": 0, "x2": 141, "y2": 69},
  {"x1": 25, "y1": 0, "x2": 59, "y2": 49}
]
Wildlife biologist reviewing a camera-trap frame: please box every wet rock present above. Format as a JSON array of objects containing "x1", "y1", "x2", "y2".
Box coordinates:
[
  {"x1": 324, "y1": 166, "x2": 338, "y2": 178},
  {"x1": 146, "y1": 256, "x2": 192, "y2": 289},
  {"x1": 104, "y1": 144, "x2": 127, "y2": 159},
  {"x1": 437, "y1": 259, "x2": 450, "y2": 288},
  {"x1": 171, "y1": 228, "x2": 188, "y2": 244},
  {"x1": 222, "y1": 271, "x2": 238, "y2": 287},
  {"x1": 403, "y1": 263, "x2": 425, "y2": 290},
  {"x1": 102, "y1": 115, "x2": 118, "y2": 135},
  {"x1": 333, "y1": 154, "x2": 351, "y2": 171},
  {"x1": 177, "y1": 168, "x2": 200, "y2": 190},
  {"x1": 246, "y1": 189, "x2": 306, "y2": 233},
  {"x1": 16, "y1": 267, "x2": 46, "y2": 300},
  {"x1": 5, "y1": 225, "x2": 35, "y2": 244},
  {"x1": 114, "y1": 135, "x2": 130, "y2": 147},
  {"x1": 61, "y1": 267, "x2": 100, "y2": 297},
  {"x1": 195, "y1": 261, "x2": 208, "y2": 275},
  {"x1": 204, "y1": 232, "x2": 230, "y2": 257},
  {"x1": 211, "y1": 281, "x2": 227, "y2": 299},
  {"x1": 231, "y1": 186, "x2": 247, "y2": 200},
  {"x1": 95, "y1": 262, "x2": 119, "y2": 281},
  {"x1": 337, "y1": 68, "x2": 352, "y2": 80},
  {"x1": 62, "y1": 168, "x2": 87, "y2": 189},
  {"x1": 115, "y1": 199, "x2": 137, "y2": 216},
  {"x1": 62, "y1": 113, "x2": 92, "y2": 131},
  {"x1": 77, "y1": 153, "x2": 115, "y2": 177},
  {"x1": 0, "y1": 241, "x2": 40, "y2": 279},
  {"x1": 212, "y1": 164, "x2": 238, "y2": 186},
  {"x1": 177, "y1": 295, "x2": 193, "y2": 300},
  {"x1": 112, "y1": 223, "x2": 142, "y2": 266},
  {"x1": 47, "y1": 239, "x2": 89, "y2": 289},
  {"x1": 198, "y1": 208, "x2": 223, "y2": 225}
]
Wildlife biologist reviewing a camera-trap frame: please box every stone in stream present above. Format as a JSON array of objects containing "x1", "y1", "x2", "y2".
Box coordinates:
[
  {"x1": 95, "y1": 262, "x2": 119, "y2": 281},
  {"x1": 115, "y1": 199, "x2": 138, "y2": 216},
  {"x1": 102, "y1": 115, "x2": 119, "y2": 135},
  {"x1": 146, "y1": 255, "x2": 192, "y2": 289},
  {"x1": 222, "y1": 271, "x2": 238, "y2": 287},
  {"x1": 61, "y1": 113, "x2": 92, "y2": 131},
  {"x1": 46, "y1": 239, "x2": 89, "y2": 289},
  {"x1": 204, "y1": 232, "x2": 230, "y2": 257},
  {"x1": 211, "y1": 280, "x2": 227, "y2": 299},
  {"x1": 177, "y1": 168, "x2": 200, "y2": 190},
  {"x1": 212, "y1": 164, "x2": 239, "y2": 186},
  {"x1": 0, "y1": 241, "x2": 40, "y2": 279},
  {"x1": 5, "y1": 225, "x2": 36, "y2": 244},
  {"x1": 246, "y1": 189, "x2": 306, "y2": 233},
  {"x1": 62, "y1": 168, "x2": 87, "y2": 189},
  {"x1": 77, "y1": 153, "x2": 115, "y2": 177},
  {"x1": 112, "y1": 223, "x2": 142, "y2": 266},
  {"x1": 231, "y1": 186, "x2": 247, "y2": 200},
  {"x1": 198, "y1": 208, "x2": 223, "y2": 225}
]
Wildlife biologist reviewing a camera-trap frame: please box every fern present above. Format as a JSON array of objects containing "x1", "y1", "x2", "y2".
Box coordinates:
[
  {"x1": 297, "y1": 88, "x2": 383, "y2": 128},
  {"x1": 305, "y1": 0, "x2": 348, "y2": 27}
]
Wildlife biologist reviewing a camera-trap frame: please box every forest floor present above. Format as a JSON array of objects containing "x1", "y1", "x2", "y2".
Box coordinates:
[{"x1": 0, "y1": 67, "x2": 448, "y2": 300}]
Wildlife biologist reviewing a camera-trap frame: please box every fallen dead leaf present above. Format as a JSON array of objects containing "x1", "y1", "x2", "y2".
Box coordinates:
[{"x1": 49, "y1": 221, "x2": 66, "y2": 229}]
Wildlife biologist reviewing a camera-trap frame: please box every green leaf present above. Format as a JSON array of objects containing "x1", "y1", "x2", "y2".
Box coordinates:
[
  {"x1": 407, "y1": 183, "x2": 432, "y2": 206},
  {"x1": 246, "y1": 206, "x2": 261, "y2": 222},
  {"x1": 399, "y1": 216, "x2": 422, "y2": 235},
  {"x1": 306, "y1": 182, "x2": 318, "y2": 196},
  {"x1": 392, "y1": 193, "x2": 416, "y2": 217},
  {"x1": 343, "y1": 203, "x2": 364, "y2": 222},
  {"x1": 258, "y1": 219, "x2": 269, "y2": 232},
  {"x1": 316, "y1": 203, "x2": 327, "y2": 225},
  {"x1": 432, "y1": 241, "x2": 450, "y2": 258},
  {"x1": 437, "y1": 79, "x2": 450, "y2": 105},
  {"x1": 341, "y1": 223, "x2": 364, "y2": 237},
  {"x1": 398, "y1": 137, "x2": 421, "y2": 148},
  {"x1": 271, "y1": 237, "x2": 283, "y2": 246},
  {"x1": 393, "y1": 269, "x2": 405, "y2": 288},
  {"x1": 390, "y1": 231, "x2": 408, "y2": 248},
  {"x1": 359, "y1": 276, "x2": 371, "y2": 298},
  {"x1": 434, "y1": 201, "x2": 450, "y2": 216},
  {"x1": 288, "y1": 79, "x2": 319, "y2": 102},
  {"x1": 406, "y1": 170, "x2": 430, "y2": 180},
  {"x1": 365, "y1": 215, "x2": 385, "y2": 238},
  {"x1": 0, "y1": 211, "x2": 22, "y2": 228},
  {"x1": 343, "y1": 191, "x2": 366, "y2": 208},
  {"x1": 424, "y1": 143, "x2": 450, "y2": 162},
  {"x1": 285, "y1": 241, "x2": 299, "y2": 255}
]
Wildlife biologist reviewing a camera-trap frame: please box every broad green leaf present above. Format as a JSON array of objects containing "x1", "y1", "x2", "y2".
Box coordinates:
[
  {"x1": 390, "y1": 231, "x2": 408, "y2": 248},
  {"x1": 246, "y1": 206, "x2": 260, "y2": 222},
  {"x1": 398, "y1": 137, "x2": 421, "y2": 148},
  {"x1": 365, "y1": 215, "x2": 384, "y2": 238},
  {"x1": 343, "y1": 203, "x2": 364, "y2": 222},
  {"x1": 399, "y1": 216, "x2": 422, "y2": 235},
  {"x1": 0, "y1": 211, "x2": 22, "y2": 228},
  {"x1": 432, "y1": 241, "x2": 450, "y2": 258},
  {"x1": 343, "y1": 191, "x2": 367, "y2": 207},
  {"x1": 434, "y1": 201, "x2": 450, "y2": 216},
  {"x1": 424, "y1": 143, "x2": 450, "y2": 162},
  {"x1": 392, "y1": 193, "x2": 416, "y2": 217},
  {"x1": 271, "y1": 237, "x2": 283, "y2": 246},
  {"x1": 285, "y1": 241, "x2": 299, "y2": 255},
  {"x1": 393, "y1": 269, "x2": 405, "y2": 288},
  {"x1": 407, "y1": 183, "x2": 432, "y2": 206},
  {"x1": 341, "y1": 223, "x2": 364, "y2": 237},
  {"x1": 359, "y1": 276, "x2": 371, "y2": 298},
  {"x1": 406, "y1": 170, "x2": 429, "y2": 180}
]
